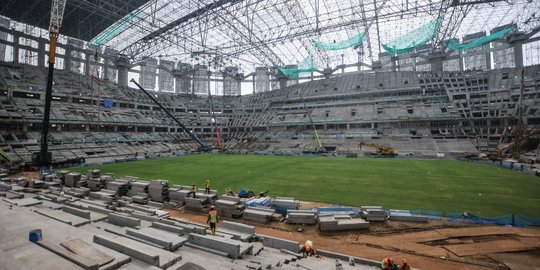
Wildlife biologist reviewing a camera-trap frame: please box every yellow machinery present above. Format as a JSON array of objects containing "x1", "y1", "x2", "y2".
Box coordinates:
[{"x1": 358, "y1": 142, "x2": 398, "y2": 157}]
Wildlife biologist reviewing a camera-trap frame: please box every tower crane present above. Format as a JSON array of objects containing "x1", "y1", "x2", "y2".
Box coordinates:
[{"x1": 37, "y1": 0, "x2": 67, "y2": 169}]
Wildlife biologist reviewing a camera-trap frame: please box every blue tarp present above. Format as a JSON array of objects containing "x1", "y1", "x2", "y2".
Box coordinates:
[
  {"x1": 103, "y1": 99, "x2": 114, "y2": 108},
  {"x1": 316, "y1": 206, "x2": 360, "y2": 217}
]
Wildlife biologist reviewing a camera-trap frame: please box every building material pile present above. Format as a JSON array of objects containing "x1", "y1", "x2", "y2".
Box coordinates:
[
  {"x1": 184, "y1": 197, "x2": 210, "y2": 213},
  {"x1": 272, "y1": 197, "x2": 301, "y2": 214},
  {"x1": 86, "y1": 169, "x2": 101, "y2": 179},
  {"x1": 64, "y1": 187, "x2": 90, "y2": 198},
  {"x1": 128, "y1": 181, "x2": 149, "y2": 197},
  {"x1": 388, "y1": 209, "x2": 428, "y2": 222},
  {"x1": 215, "y1": 195, "x2": 244, "y2": 218},
  {"x1": 361, "y1": 206, "x2": 386, "y2": 221},
  {"x1": 168, "y1": 185, "x2": 192, "y2": 204},
  {"x1": 89, "y1": 189, "x2": 117, "y2": 204},
  {"x1": 148, "y1": 180, "x2": 169, "y2": 202},
  {"x1": 64, "y1": 173, "x2": 82, "y2": 187},
  {"x1": 319, "y1": 215, "x2": 370, "y2": 231},
  {"x1": 285, "y1": 209, "x2": 317, "y2": 225},
  {"x1": 87, "y1": 177, "x2": 107, "y2": 191},
  {"x1": 243, "y1": 207, "x2": 275, "y2": 224},
  {"x1": 107, "y1": 181, "x2": 129, "y2": 197}
]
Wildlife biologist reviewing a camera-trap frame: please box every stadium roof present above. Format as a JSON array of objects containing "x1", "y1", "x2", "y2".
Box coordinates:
[
  {"x1": 0, "y1": 0, "x2": 149, "y2": 42},
  {"x1": 1, "y1": 0, "x2": 539, "y2": 72}
]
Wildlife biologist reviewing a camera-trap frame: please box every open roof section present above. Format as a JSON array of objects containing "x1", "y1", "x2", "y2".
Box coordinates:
[
  {"x1": 0, "y1": 0, "x2": 150, "y2": 41},
  {"x1": 3, "y1": 0, "x2": 537, "y2": 73}
]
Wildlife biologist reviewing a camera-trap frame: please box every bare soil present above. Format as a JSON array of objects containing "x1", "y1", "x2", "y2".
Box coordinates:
[{"x1": 166, "y1": 208, "x2": 540, "y2": 270}]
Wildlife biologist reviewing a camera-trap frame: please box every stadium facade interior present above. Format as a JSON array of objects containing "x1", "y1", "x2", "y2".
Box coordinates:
[{"x1": 0, "y1": 0, "x2": 540, "y2": 170}]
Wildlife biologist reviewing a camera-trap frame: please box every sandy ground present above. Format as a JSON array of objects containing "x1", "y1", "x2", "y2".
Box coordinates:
[{"x1": 166, "y1": 208, "x2": 540, "y2": 270}]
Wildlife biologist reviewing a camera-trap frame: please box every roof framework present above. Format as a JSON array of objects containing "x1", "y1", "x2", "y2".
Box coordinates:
[{"x1": 2, "y1": 0, "x2": 539, "y2": 72}]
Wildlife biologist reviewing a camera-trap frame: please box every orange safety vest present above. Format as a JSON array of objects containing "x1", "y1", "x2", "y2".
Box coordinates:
[
  {"x1": 205, "y1": 182, "x2": 210, "y2": 189},
  {"x1": 208, "y1": 210, "x2": 218, "y2": 223},
  {"x1": 192, "y1": 185, "x2": 197, "y2": 192}
]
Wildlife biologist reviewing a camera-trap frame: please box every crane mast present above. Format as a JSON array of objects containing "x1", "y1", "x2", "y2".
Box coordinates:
[{"x1": 39, "y1": 0, "x2": 67, "y2": 168}]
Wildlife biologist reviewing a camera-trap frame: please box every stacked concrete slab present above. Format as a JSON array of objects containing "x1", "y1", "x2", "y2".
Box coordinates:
[
  {"x1": 272, "y1": 197, "x2": 301, "y2": 210},
  {"x1": 285, "y1": 209, "x2": 317, "y2": 225},
  {"x1": 243, "y1": 207, "x2": 275, "y2": 224},
  {"x1": 184, "y1": 197, "x2": 210, "y2": 213},
  {"x1": 89, "y1": 189, "x2": 117, "y2": 203},
  {"x1": 125, "y1": 227, "x2": 188, "y2": 251},
  {"x1": 87, "y1": 177, "x2": 106, "y2": 191},
  {"x1": 215, "y1": 195, "x2": 244, "y2": 218},
  {"x1": 361, "y1": 206, "x2": 386, "y2": 222},
  {"x1": 128, "y1": 181, "x2": 149, "y2": 196},
  {"x1": 388, "y1": 209, "x2": 429, "y2": 222},
  {"x1": 64, "y1": 172, "x2": 81, "y2": 187},
  {"x1": 319, "y1": 215, "x2": 370, "y2": 231},
  {"x1": 86, "y1": 169, "x2": 101, "y2": 179},
  {"x1": 107, "y1": 181, "x2": 129, "y2": 196},
  {"x1": 64, "y1": 187, "x2": 90, "y2": 198},
  {"x1": 148, "y1": 180, "x2": 169, "y2": 202}
]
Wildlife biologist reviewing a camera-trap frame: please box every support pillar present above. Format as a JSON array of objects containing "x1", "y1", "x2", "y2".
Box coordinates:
[
  {"x1": 12, "y1": 32, "x2": 19, "y2": 63},
  {"x1": 116, "y1": 55, "x2": 130, "y2": 88},
  {"x1": 428, "y1": 51, "x2": 446, "y2": 72},
  {"x1": 38, "y1": 37, "x2": 45, "y2": 67}
]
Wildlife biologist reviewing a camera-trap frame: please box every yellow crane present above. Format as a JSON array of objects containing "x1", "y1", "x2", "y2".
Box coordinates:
[
  {"x1": 358, "y1": 142, "x2": 398, "y2": 157},
  {"x1": 37, "y1": 0, "x2": 67, "y2": 168}
]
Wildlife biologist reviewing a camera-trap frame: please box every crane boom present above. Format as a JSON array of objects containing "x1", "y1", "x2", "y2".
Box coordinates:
[{"x1": 38, "y1": 0, "x2": 67, "y2": 168}]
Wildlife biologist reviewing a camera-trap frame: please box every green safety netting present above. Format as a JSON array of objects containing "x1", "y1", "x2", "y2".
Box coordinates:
[
  {"x1": 277, "y1": 57, "x2": 317, "y2": 78},
  {"x1": 448, "y1": 27, "x2": 513, "y2": 51},
  {"x1": 90, "y1": 9, "x2": 147, "y2": 45},
  {"x1": 382, "y1": 17, "x2": 442, "y2": 55},
  {"x1": 314, "y1": 32, "x2": 366, "y2": 51}
]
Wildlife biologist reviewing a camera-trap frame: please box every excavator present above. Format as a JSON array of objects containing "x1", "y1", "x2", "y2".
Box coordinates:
[{"x1": 358, "y1": 142, "x2": 398, "y2": 157}]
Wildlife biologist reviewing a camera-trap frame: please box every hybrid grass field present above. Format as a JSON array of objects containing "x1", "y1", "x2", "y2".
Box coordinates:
[{"x1": 71, "y1": 154, "x2": 540, "y2": 218}]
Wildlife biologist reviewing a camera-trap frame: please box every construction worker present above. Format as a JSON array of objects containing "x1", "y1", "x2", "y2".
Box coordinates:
[
  {"x1": 192, "y1": 183, "x2": 197, "y2": 198},
  {"x1": 381, "y1": 258, "x2": 397, "y2": 270},
  {"x1": 206, "y1": 205, "x2": 219, "y2": 236},
  {"x1": 301, "y1": 240, "x2": 316, "y2": 257},
  {"x1": 204, "y1": 179, "x2": 211, "y2": 194},
  {"x1": 400, "y1": 258, "x2": 411, "y2": 270},
  {"x1": 381, "y1": 258, "x2": 389, "y2": 270}
]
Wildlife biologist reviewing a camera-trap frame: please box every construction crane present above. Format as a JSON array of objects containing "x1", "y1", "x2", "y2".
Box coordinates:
[
  {"x1": 358, "y1": 142, "x2": 398, "y2": 157},
  {"x1": 37, "y1": 0, "x2": 67, "y2": 169},
  {"x1": 299, "y1": 94, "x2": 325, "y2": 153},
  {"x1": 130, "y1": 79, "x2": 211, "y2": 152},
  {"x1": 485, "y1": 130, "x2": 538, "y2": 162}
]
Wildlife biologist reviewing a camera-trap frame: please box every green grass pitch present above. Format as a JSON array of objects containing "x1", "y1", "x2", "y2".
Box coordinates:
[{"x1": 71, "y1": 154, "x2": 540, "y2": 218}]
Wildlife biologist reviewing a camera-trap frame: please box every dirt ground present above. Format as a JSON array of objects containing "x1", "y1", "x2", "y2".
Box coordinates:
[{"x1": 166, "y1": 208, "x2": 540, "y2": 270}]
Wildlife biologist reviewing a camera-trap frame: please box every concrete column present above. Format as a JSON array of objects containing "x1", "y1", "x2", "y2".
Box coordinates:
[
  {"x1": 37, "y1": 37, "x2": 45, "y2": 67},
  {"x1": 84, "y1": 50, "x2": 93, "y2": 76},
  {"x1": 485, "y1": 48, "x2": 492, "y2": 70},
  {"x1": 513, "y1": 41, "x2": 524, "y2": 68},
  {"x1": 12, "y1": 32, "x2": 19, "y2": 63},
  {"x1": 428, "y1": 51, "x2": 446, "y2": 72},
  {"x1": 116, "y1": 56, "x2": 130, "y2": 88},
  {"x1": 458, "y1": 51, "x2": 464, "y2": 71},
  {"x1": 278, "y1": 77, "x2": 288, "y2": 89},
  {"x1": 64, "y1": 44, "x2": 73, "y2": 72}
]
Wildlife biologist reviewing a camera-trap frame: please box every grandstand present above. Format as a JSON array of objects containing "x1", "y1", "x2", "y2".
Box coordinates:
[{"x1": 0, "y1": 0, "x2": 540, "y2": 269}]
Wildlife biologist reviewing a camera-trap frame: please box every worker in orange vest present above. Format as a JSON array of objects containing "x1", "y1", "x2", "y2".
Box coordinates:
[
  {"x1": 381, "y1": 258, "x2": 397, "y2": 270},
  {"x1": 206, "y1": 205, "x2": 219, "y2": 236},
  {"x1": 301, "y1": 240, "x2": 316, "y2": 257},
  {"x1": 400, "y1": 258, "x2": 411, "y2": 270},
  {"x1": 205, "y1": 179, "x2": 211, "y2": 194}
]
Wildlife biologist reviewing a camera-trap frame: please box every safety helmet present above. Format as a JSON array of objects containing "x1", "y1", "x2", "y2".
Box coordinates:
[
  {"x1": 402, "y1": 258, "x2": 407, "y2": 264},
  {"x1": 210, "y1": 205, "x2": 215, "y2": 209},
  {"x1": 206, "y1": 179, "x2": 210, "y2": 182}
]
